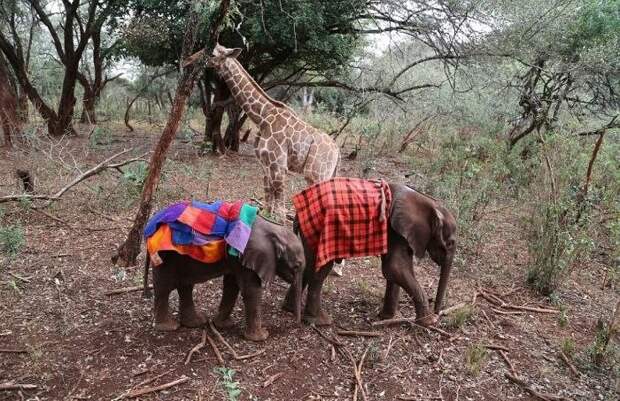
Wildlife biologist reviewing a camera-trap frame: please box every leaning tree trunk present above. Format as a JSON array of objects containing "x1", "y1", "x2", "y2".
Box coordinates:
[
  {"x1": 0, "y1": 55, "x2": 20, "y2": 147},
  {"x1": 113, "y1": 0, "x2": 230, "y2": 267}
]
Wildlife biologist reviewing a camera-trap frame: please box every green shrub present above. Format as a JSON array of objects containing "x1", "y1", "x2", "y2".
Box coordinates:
[
  {"x1": 446, "y1": 304, "x2": 476, "y2": 329},
  {"x1": 0, "y1": 223, "x2": 25, "y2": 258},
  {"x1": 464, "y1": 343, "x2": 488, "y2": 376},
  {"x1": 214, "y1": 367, "x2": 242, "y2": 401}
]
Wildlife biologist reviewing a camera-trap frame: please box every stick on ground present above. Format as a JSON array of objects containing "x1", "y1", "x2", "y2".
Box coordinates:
[
  {"x1": 558, "y1": 351, "x2": 579, "y2": 376},
  {"x1": 124, "y1": 376, "x2": 189, "y2": 398},
  {"x1": 0, "y1": 348, "x2": 27, "y2": 353},
  {"x1": 185, "y1": 330, "x2": 207, "y2": 365},
  {"x1": 205, "y1": 331, "x2": 225, "y2": 365},
  {"x1": 0, "y1": 383, "x2": 38, "y2": 390},
  {"x1": 105, "y1": 285, "x2": 153, "y2": 296},
  {"x1": 504, "y1": 372, "x2": 567, "y2": 401},
  {"x1": 336, "y1": 330, "x2": 382, "y2": 338},
  {"x1": 262, "y1": 372, "x2": 283, "y2": 388}
]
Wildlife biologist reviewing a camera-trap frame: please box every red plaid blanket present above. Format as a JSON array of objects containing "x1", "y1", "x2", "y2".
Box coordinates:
[{"x1": 292, "y1": 178, "x2": 392, "y2": 269}]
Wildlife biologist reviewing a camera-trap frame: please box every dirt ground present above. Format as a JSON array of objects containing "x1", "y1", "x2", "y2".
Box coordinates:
[{"x1": 0, "y1": 124, "x2": 617, "y2": 400}]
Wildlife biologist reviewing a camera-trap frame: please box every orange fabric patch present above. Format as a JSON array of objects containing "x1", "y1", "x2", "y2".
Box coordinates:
[{"x1": 146, "y1": 224, "x2": 226, "y2": 266}]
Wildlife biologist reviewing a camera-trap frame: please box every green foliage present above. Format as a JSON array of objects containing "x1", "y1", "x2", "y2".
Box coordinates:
[
  {"x1": 121, "y1": 162, "x2": 148, "y2": 195},
  {"x1": 588, "y1": 319, "x2": 613, "y2": 366},
  {"x1": 464, "y1": 343, "x2": 488, "y2": 376},
  {"x1": 89, "y1": 127, "x2": 113, "y2": 148},
  {"x1": 561, "y1": 337, "x2": 577, "y2": 358},
  {"x1": 0, "y1": 215, "x2": 25, "y2": 258},
  {"x1": 214, "y1": 367, "x2": 242, "y2": 401}
]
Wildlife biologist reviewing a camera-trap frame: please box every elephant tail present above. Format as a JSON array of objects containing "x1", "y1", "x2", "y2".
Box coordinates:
[{"x1": 143, "y1": 253, "x2": 152, "y2": 298}]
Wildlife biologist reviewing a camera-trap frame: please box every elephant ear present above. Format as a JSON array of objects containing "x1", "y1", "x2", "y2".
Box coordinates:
[
  {"x1": 431, "y1": 208, "x2": 447, "y2": 250},
  {"x1": 389, "y1": 184, "x2": 419, "y2": 247},
  {"x1": 240, "y1": 228, "x2": 277, "y2": 287}
]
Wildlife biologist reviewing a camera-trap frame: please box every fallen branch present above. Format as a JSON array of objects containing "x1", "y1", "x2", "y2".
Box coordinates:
[
  {"x1": 371, "y1": 318, "x2": 452, "y2": 339},
  {"x1": 205, "y1": 331, "x2": 225, "y2": 365},
  {"x1": 336, "y1": 330, "x2": 382, "y2": 338},
  {"x1": 504, "y1": 372, "x2": 567, "y2": 401},
  {"x1": 0, "y1": 383, "x2": 38, "y2": 390},
  {"x1": 498, "y1": 350, "x2": 517, "y2": 376},
  {"x1": 124, "y1": 376, "x2": 189, "y2": 398},
  {"x1": 262, "y1": 372, "x2": 283, "y2": 388},
  {"x1": 0, "y1": 348, "x2": 27, "y2": 353},
  {"x1": 0, "y1": 149, "x2": 148, "y2": 205},
  {"x1": 480, "y1": 290, "x2": 558, "y2": 314},
  {"x1": 105, "y1": 285, "x2": 153, "y2": 296},
  {"x1": 8, "y1": 273, "x2": 31, "y2": 283},
  {"x1": 208, "y1": 321, "x2": 264, "y2": 360},
  {"x1": 185, "y1": 330, "x2": 207, "y2": 365},
  {"x1": 484, "y1": 344, "x2": 509, "y2": 352},
  {"x1": 558, "y1": 351, "x2": 579, "y2": 376},
  {"x1": 491, "y1": 307, "x2": 525, "y2": 316},
  {"x1": 134, "y1": 368, "x2": 175, "y2": 389}
]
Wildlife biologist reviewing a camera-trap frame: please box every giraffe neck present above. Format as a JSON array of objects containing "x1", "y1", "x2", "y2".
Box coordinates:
[{"x1": 216, "y1": 58, "x2": 275, "y2": 124}]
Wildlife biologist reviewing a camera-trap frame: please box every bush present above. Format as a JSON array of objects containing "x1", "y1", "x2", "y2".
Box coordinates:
[
  {"x1": 0, "y1": 223, "x2": 25, "y2": 258},
  {"x1": 464, "y1": 343, "x2": 488, "y2": 376}
]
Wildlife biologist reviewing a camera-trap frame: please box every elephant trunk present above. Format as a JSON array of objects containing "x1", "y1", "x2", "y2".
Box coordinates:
[
  {"x1": 294, "y1": 269, "x2": 303, "y2": 323},
  {"x1": 434, "y1": 261, "x2": 452, "y2": 314}
]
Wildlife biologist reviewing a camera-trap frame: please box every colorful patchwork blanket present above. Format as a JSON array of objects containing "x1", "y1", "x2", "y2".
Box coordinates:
[
  {"x1": 292, "y1": 178, "x2": 392, "y2": 270},
  {"x1": 144, "y1": 200, "x2": 258, "y2": 266}
]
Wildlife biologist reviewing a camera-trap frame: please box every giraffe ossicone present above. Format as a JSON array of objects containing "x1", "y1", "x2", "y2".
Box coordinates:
[{"x1": 208, "y1": 44, "x2": 340, "y2": 221}]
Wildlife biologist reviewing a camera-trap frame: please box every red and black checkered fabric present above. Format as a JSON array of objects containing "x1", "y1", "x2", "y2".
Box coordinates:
[{"x1": 292, "y1": 177, "x2": 392, "y2": 270}]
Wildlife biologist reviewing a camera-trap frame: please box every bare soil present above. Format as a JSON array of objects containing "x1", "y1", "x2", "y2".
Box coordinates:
[{"x1": 0, "y1": 123, "x2": 617, "y2": 401}]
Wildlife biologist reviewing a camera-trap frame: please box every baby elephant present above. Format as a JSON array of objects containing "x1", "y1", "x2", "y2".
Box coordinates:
[{"x1": 143, "y1": 216, "x2": 305, "y2": 341}]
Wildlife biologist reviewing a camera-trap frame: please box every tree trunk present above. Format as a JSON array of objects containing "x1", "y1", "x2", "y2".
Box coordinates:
[
  {"x1": 80, "y1": 86, "x2": 97, "y2": 124},
  {"x1": 50, "y1": 63, "x2": 79, "y2": 137},
  {"x1": 113, "y1": 72, "x2": 198, "y2": 266},
  {"x1": 223, "y1": 104, "x2": 245, "y2": 152},
  {"x1": 0, "y1": 55, "x2": 20, "y2": 147},
  {"x1": 202, "y1": 79, "x2": 228, "y2": 153},
  {"x1": 17, "y1": 90, "x2": 28, "y2": 122},
  {"x1": 113, "y1": 0, "x2": 231, "y2": 266}
]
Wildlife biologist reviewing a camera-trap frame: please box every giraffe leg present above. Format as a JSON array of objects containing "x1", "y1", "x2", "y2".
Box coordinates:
[{"x1": 270, "y1": 165, "x2": 287, "y2": 221}]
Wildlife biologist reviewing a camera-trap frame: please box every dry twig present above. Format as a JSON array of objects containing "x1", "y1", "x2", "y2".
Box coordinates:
[
  {"x1": 124, "y1": 376, "x2": 189, "y2": 398},
  {"x1": 205, "y1": 331, "x2": 225, "y2": 365},
  {"x1": 105, "y1": 285, "x2": 153, "y2": 296},
  {"x1": 558, "y1": 351, "x2": 579, "y2": 376},
  {"x1": 336, "y1": 330, "x2": 382, "y2": 338},
  {"x1": 262, "y1": 372, "x2": 283, "y2": 388},
  {"x1": 185, "y1": 330, "x2": 207, "y2": 365},
  {"x1": 504, "y1": 372, "x2": 567, "y2": 401},
  {"x1": 0, "y1": 383, "x2": 38, "y2": 390},
  {"x1": 0, "y1": 348, "x2": 27, "y2": 353},
  {"x1": 208, "y1": 321, "x2": 265, "y2": 360}
]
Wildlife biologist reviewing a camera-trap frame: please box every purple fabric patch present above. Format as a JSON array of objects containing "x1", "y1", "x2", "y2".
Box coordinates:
[{"x1": 225, "y1": 222, "x2": 252, "y2": 254}]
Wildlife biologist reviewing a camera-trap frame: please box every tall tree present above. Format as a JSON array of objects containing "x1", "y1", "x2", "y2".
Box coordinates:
[
  {"x1": 0, "y1": 53, "x2": 20, "y2": 146},
  {"x1": 0, "y1": 0, "x2": 121, "y2": 136},
  {"x1": 113, "y1": 0, "x2": 231, "y2": 266}
]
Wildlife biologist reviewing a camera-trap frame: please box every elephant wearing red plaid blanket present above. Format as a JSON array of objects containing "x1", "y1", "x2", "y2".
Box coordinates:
[{"x1": 283, "y1": 183, "x2": 457, "y2": 327}]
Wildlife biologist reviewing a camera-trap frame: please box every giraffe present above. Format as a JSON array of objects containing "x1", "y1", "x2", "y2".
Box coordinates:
[{"x1": 188, "y1": 44, "x2": 340, "y2": 220}]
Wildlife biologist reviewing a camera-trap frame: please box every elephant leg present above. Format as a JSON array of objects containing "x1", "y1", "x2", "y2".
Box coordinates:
[
  {"x1": 239, "y1": 271, "x2": 269, "y2": 341},
  {"x1": 178, "y1": 284, "x2": 207, "y2": 328},
  {"x1": 382, "y1": 238, "x2": 435, "y2": 326},
  {"x1": 282, "y1": 269, "x2": 309, "y2": 313},
  {"x1": 153, "y1": 283, "x2": 179, "y2": 331},
  {"x1": 304, "y1": 263, "x2": 334, "y2": 326},
  {"x1": 379, "y1": 280, "x2": 401, "y2": 319},
  {"x1": 213, "y1": 274, "x2": 239, "y2": 329}
]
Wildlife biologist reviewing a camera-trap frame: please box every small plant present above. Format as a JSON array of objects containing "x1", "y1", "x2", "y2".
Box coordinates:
[
  {"x1": 0, "y1": 223, "x2": 25, "y2": 258},
  {"x1": 464, "y1": 343, "x2": 488, "y2": 376},
  {"x1": 120, "y1": 161, "x2": 149, "y2": 202},
  {"x1": 446, "y1": 304, "x2": 475, "y2": 329},
  {"x1": 560, "y1": 337, "x2": 576, "y2": 358},
  {"x1": 588, "y1": 319, "x2": 612, "y2": 366},
  {"x1": 214, "y1": 367, "x2": 242, "y2": 401},
  {"x1": 558, "y1": 305, "x2": 569, "y2": 328},
  {"x1": 89, "y1": 126, "x2": 113, "y2": 148}
]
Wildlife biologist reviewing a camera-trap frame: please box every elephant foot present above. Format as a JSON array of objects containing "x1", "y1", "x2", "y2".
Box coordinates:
[
  {"x1": 378, "y1": 310, "x2": 398, "y2": 320},
  {"x1": 180, "y1": 311, "x2": 207, "y2": 328},
  {"x1": 417, "y1": 313, "x2": 440, "y2": 327},
  {"x1": 304, "y1": 310, "x2": 333, "y2": 326},
  {"x1": 154, "y1": 317, "x2": 180, "y2": 331},
  {"x1": 212, "y1": 316, "x2": 235, "y2": 329},
  {"x1": 243, "y1": 327, "x2": 269, "y2": 342}
]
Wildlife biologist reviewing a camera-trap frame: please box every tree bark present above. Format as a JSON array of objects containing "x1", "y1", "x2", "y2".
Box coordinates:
[
  {"x1": 224, "y1": 104, "x2": 245, "y2": 152},
  {"x1": 0, "y1": 55, "x2": 20, "y2": 147},
  {"x1": 113, "y1": 0, "x2": 231, "y2": 266}
]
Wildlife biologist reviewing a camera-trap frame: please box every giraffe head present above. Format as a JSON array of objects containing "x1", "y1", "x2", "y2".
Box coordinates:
[{"x1": 207, "y1": 44, "x2": 242, "y2": 69}]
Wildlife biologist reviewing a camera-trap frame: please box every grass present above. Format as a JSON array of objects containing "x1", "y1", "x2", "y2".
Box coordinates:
[
  {"x1": 464, "y1": 343, "x2": 488, "y2": 376},
  {"x1": 446, "y1": 304, "x2": 475, "y2": 329},
  {"x1": 560, "y1": 338, "x2": 576, "y2": 358},
  {"x1": 0, "y1": 222, "x2": 25, "y2": 258}
]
